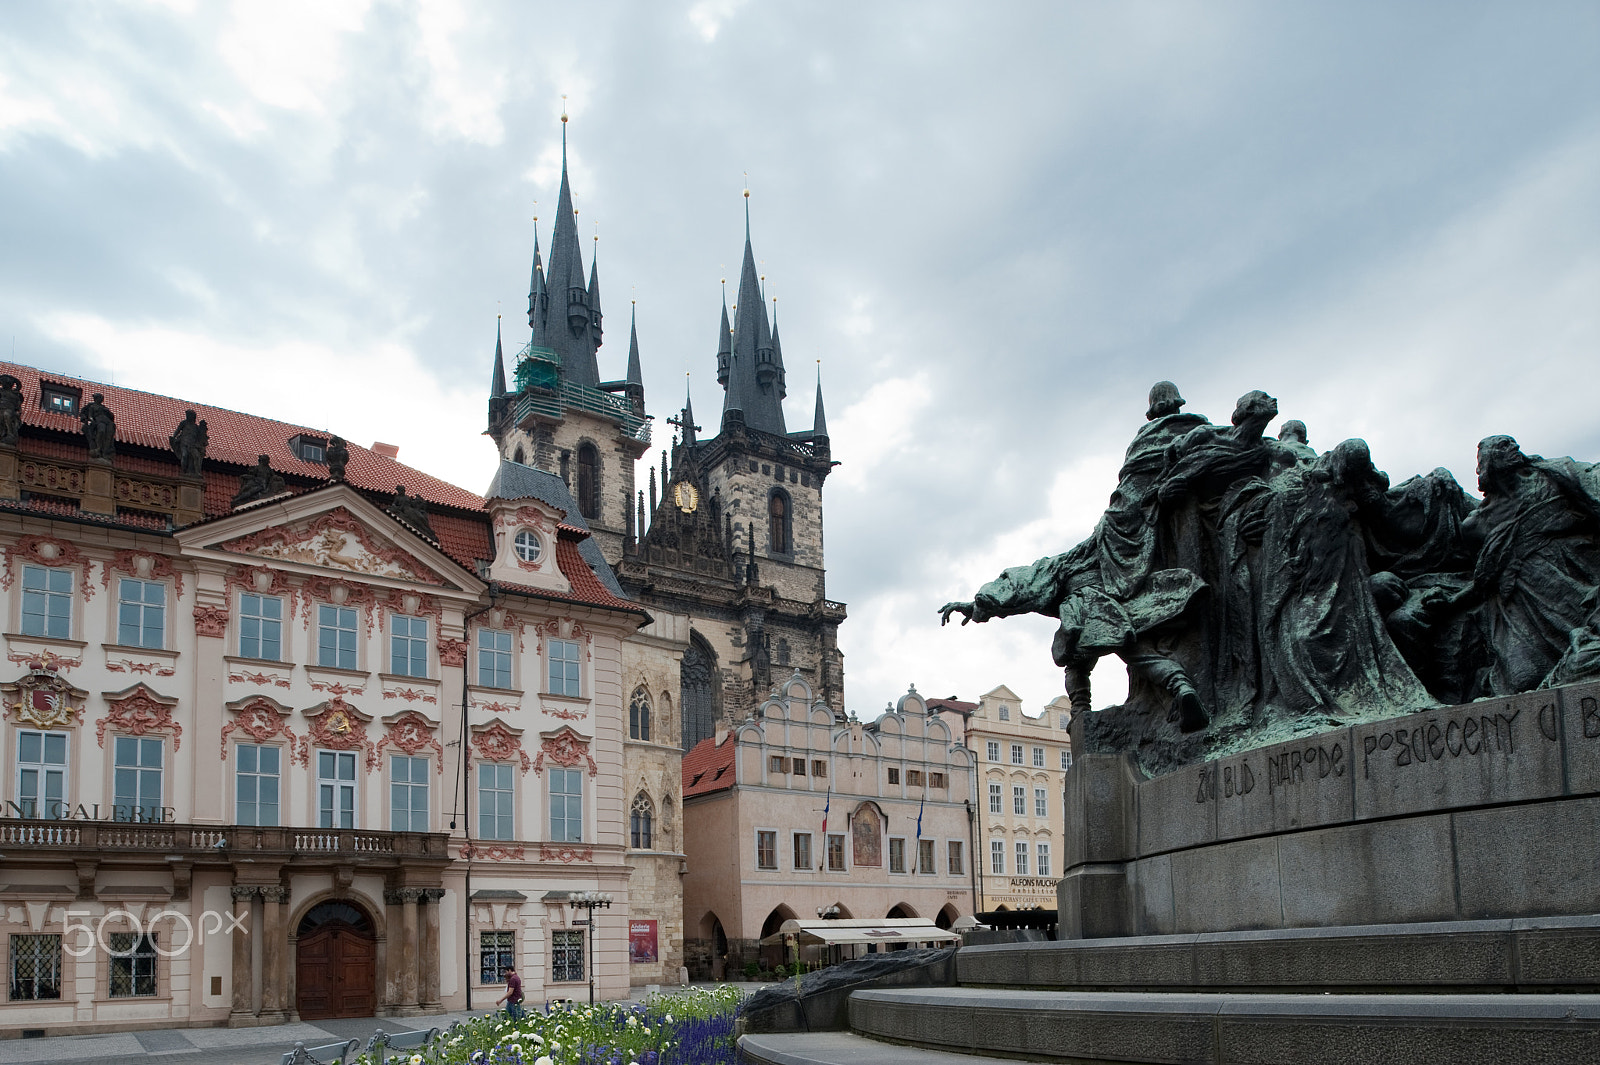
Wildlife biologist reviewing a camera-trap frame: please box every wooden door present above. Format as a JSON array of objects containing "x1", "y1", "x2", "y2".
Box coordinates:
[{"x1": 296, "y1": 923, "x2": 376, "y2": 1019}]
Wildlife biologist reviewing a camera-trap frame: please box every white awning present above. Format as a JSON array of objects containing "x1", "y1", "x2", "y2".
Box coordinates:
[{"x1": 758, "y1": 917, "x2": 961, "y2": 947}]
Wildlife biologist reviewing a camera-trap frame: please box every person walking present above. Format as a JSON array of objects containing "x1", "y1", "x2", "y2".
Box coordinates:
[{"x1": 496, "y1": 963, "x2": 525, "y2": 1020}]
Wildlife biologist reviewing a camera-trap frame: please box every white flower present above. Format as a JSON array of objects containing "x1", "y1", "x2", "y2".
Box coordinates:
[
  {"x1": 409, "y1": 1056, "x2": 424, "y2": 1065},
  {"x1": 534, "y1": 1058, "x2": 554, "y2": 1065},
  {"x1": 664, "y1": 1014, "x2": 673, "y2": 1023}
]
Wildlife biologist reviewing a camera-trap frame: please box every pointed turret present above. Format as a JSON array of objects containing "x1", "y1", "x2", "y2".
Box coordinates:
[
  {"x1": 812, "y1": 369, "x2": 828, "y2": 441},
  {"x1": 624, "y1": 304, "x2": 645, "y2": 416},
  {"x1": 539, "y1": 113, "x2": 602, "y2": 388},
  {"x1": 527, "y1": 227, "x2": 545, "y2": 331},
  {"x1": 715, "y1": 290, "x2": 732, "y2": 391},
  {"x1": 721, "y1": 194, "x2": 787, "y2": 434},
  {"x1": 682, "y1": 379, "x2": 698, "y2": 446},
  {"x1": 491, "y1": 318, "x2": 508, "y2": 399},
  {"x1": 588, "y1": 239, "x2": 603, "y2": 346}
]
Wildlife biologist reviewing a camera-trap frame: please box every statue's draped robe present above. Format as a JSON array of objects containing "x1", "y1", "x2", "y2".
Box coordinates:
[{"x1": 1471, "y1": 459, "x2": 1600, "y2": 693}]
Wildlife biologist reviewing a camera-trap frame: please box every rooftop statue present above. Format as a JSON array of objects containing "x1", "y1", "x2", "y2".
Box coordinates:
[
  {"x1": 0, "y1": 374, "x2": 22, "y2": 446},
  {"x1": 942, "y1": 384, "x2": 1600, "y2": 775},
  {"x1": 232, "y1": 454, "x2": 286, "y2": 508},
  {"x1": 80, "y1": 392, "x2": 116, "y2": 461},
  {"x1": 169, "y1": 409, "x2": 209, "y2": 477}
]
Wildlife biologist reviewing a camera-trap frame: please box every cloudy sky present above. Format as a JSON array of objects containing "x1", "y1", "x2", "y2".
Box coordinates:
[{"x1": 2, "y1": 1, "x2": 1597, "y2": 718}]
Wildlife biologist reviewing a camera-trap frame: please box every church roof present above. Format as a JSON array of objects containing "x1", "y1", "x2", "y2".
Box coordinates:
[{"x1": 720, "y1": 210, "x2": 787, "y2": 434}]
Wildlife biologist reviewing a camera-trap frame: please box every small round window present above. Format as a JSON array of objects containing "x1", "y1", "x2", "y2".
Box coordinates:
[{"x1": 514, "y1": 530, "x2": 542, "y2": 564}]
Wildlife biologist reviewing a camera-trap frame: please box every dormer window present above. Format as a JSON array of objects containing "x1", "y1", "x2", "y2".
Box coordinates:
[
  {"x1": 41, "y1": 384, "x2": 80, "y2": 415},
  {"x1": 514, "y1": 530, "x2": 543, "y2": 564},
  {"x1": 289, "y1": 434, "x2": 328, "y2": 463}
]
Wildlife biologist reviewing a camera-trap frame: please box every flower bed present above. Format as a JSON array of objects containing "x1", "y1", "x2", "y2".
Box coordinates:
[{"x1": 368, "y1": 986, "x2": 745, "y2": 1065}]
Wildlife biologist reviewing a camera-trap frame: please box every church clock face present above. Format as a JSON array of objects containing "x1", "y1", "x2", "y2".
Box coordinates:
[{"x1": 673, "y1": 482, "x2": 699, "y2": 514}]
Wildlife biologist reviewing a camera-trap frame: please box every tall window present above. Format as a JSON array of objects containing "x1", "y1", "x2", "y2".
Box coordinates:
[
  {"x1": 21, "y1": 565, "x2": 71, "y2": 639},
  {"x1": 551, "y1": 930, "x2": 584, "y2": 982},
  {"x1": 17, "y1": 730, "x2": 67, "y2": 819},
  {"x1": 1037, "y1": 843, "x2": 1052, "y2": 877},
  {"x1": 478, "y1": 763, "x2": 515, "y2": 841},
  {"x1": 1010, "y1": 744, "x2": 1023, "y2": 765},
  {"x1": 947, "y1": 840, "x2": 964, "y2": 876},
  {"x1": 117, "y1": 579, "x2": 165, "y2": 648},
  {"x1": 480, "y1": 931, "x2": 514, "y2": 984},
  {"x1": 768, "y1": 491, "x2": 790, "y2": 553},
  {"x1": 113, "y1": 737, "x2": 162, "y2": 822},
  {"x1": 826, "y1": 833, "x2": 846, "y2": 871},
  {"x1": 576, "y1": 443, "x2": 600, "y2": 520},
  {"x1": 986, "y1": 741, "x2": 1000, "y2": 761},
  {"x1": 548, "y1": 639, "x2": 581, "y2": 696},
  {"x1": 549, "y1": 768, "x2": 583, "y2": 842},
  {"x1": 390, "y1": 755, "x2": 430, "y2": 832},
  {"x1": 318, "y1": 605, "x2": 358, "y2": 669},
  {"x1": 1059, "y1": 714, "x2": 1071, "y2": 730},
  {"x1": 1035, "y1": 788, "x2": 1048, "y2": 818},
  {"x1": 235, "y1": 743, "x2": 281, "y2": 826},
  {"x1": 888, "y1": 837, "x2": 906, "y2": 874},
  {"x1": 1015, "y1": 841, "x2": 1030, "y2": 876},
  {"x1": 990, "y1": 840, "x2": 1005, "y2": 875},
  {"x1": 1061, "y1": 749, "x2": 1073, "y2": 770},
  {"x1": 629, "y1": 689, "x2": 651, "y2": 741},
  {"x1": 10, "y1": 934, "x2": 61, "y2": 1000},
  {"x1": 239, "y1": 594, "x2": 282, "y2": 660},
  {"x1": 317, "y1": 750, "x2": 357, "y2": 828},
  {"x1": 1032, "y1": 747, "x2": 1045, "y2": 768},
  {"x1": 1013, "y1": 785, "x2": 1026, "y2": 816},
  {"x1": 108, "y1": 933, "x2": 157, "y2": 997},
  {"x1": 631, "y1": 792, "x2": 654, "y2": 849},
  {"x1": 998, "y1": 706, "x2": 1009, "y2": 721},
  {"x1": 918, "y1": 839, "x2": 936, "y2": 874},
  {"x1": 793, "y1": 832, "x2": 812, "y2": 870},
  {"x1": 988, "y1": 783, "x2": 1001, "y2": 814},
  {"x1": 756, "y1": 829, "x2": 777, "y2": 869},
  {"x1": 391, "y1": 615, "x2": 428, "y2": 677},
  {"x1": 478, "y1": 630, "x2": 512, "y2": 688}
]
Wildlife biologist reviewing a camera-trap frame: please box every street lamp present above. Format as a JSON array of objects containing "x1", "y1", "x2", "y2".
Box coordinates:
[{"x1": 570, "y1": 891, "x2": 613, "y2": 1004}]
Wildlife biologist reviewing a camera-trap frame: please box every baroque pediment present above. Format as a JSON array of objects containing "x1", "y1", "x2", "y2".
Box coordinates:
[{"x1": 217, "y1": 507, "x2": 445, "y2": 585}]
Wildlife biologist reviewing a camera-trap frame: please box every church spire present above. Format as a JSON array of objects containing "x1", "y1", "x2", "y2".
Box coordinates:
[
  {"x1": 490, "y1": 317, "x2": 508, "y2": 399},
  {"x1": 526, "y1": 221, "x2": 544, "y2": 332},
  {"x1": 588, "y1": 231, "x2": 603, "y2": 346},
  {"x1": 681, "y1": 375, "x2": 698, "y2": 446},
  {"x1": 539, "y1": 104, "x2": 602, "y2": 388},
  {"x1": 722, "y1": 188, "x2": 786, "y2": 434},
  {"x1": 715, "y1": 282, "x2": 732, "y2": 391},
  {"x1": 812, "y1": 361, "x2": 828, "y2": 440},
  {"x1": 624, "y1": 302, "x2": 645, "y2": 417}
]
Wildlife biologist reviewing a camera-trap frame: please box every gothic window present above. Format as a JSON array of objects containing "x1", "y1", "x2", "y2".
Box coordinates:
[
  {"x1": 629, "y1": 688, "x2": 652, "y2": 741},
  {"x1": 576, "y1": 443, "x2": 600, "y2": 520},
  {"x1": 630, "y1": 792, "x2": 654, "y2": 849},
  {"x1": 768, "y1": 490, "x2": 791, "y2": 554},
  {"x1": 775, "y1": 638, "x2": 790, "y2": 666},
  {"x1": 513, "y1": 445, "x2": 526, "y2": 466},
  {"x1": 680, "y1": 633, "x2": 718, "y2": 751}
]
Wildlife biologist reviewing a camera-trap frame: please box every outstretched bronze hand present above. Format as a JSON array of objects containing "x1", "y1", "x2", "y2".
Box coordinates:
[{"x1": 939, "y1": 601, "x2": 977, "y2": 626}]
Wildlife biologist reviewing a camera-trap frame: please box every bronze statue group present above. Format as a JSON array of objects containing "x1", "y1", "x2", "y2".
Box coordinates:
[{"x1": 942, "y1": 383, "x2": 1600, "y2": 773}]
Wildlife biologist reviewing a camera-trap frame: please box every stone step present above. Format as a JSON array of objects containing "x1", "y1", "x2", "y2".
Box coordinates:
[
  {"x1": 958, "y1": 914, "x2": 1600, "y2": 993},
  {"x1": 739, "y1": 1030, "x2": 1056, "y2": 1065},
  {"x1": 837, "y1": 987, "x2": 1600, "y2": 1065}
]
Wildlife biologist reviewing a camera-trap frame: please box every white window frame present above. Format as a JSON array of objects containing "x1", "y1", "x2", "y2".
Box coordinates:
[
  {"x1": 112, "y1": 735, "x2": 163, "y2": 822},
  {"x1": 390, "y1": 614, "x2": 429, "y2": 678},
  {"x1": 17, "y1": 729, "x2": 69, "y2": 819},
  {"x1": 389, "y1": 753, "x2": 430, "y2": 832},
  {"x1": 116, "y1": 578, "x2": 166, "y2": 649},
  {"x1": 947, "y1": 839, "x2": 964, "y2": 876},
  {"x1": 792, "y1": 831, "x2": 812, "y2": 871},
  {"x1": 1032, "y1": 747, "x2": 1045, "y2": 768},
  {"x1": 547, "y1": 638, "x2": 582, "y2": 696},
  {"x1": 888, "y1": 836, "x2": 907, "y2": 874},
  {"x1": 513, "y1": 529, "x2": 543, "y2": 564},
  {"x1": 1010, "y1": 744, "x2": 1023, "y2": 765},
  {"x1": 234, "y1": 742, "x2": 282, "y2": 827},
  {"x1": 918, "y1": 838, "x2": 936, "y2": 875},
  {"x1": 990, "y1": 839, "x2": 1005, "y2": 875},
  {"x1": 1013, "y1": 785, "x2": 1026, "y2": 816},
  {"x1": 985, "y1": 741, "x2": 999, "y2": 761},
  {"x1": 21, "y1": 564, "x2": 73, "y2": 639},
  {"x1": 756, "y1": 828, "x2": 778, "y2": 870},
  {"x1": 238, "y1": 593, "x2": 283, "y2": 661},
  {"x1": 478, "y1": 629, "x2": 513, "y2": 689},
  {"x1": 478, "y1": 762, "x2": 516, "y2": 841},
  {"x1": 1015, "y1": 841, "x2": 1029, "y2": 876},
  {"x1": 988, "y1": 782, "x2": 1002, "y2": 814},
  {"x1": 1061, "y1": 749, "x2": 1073, "y2": 770},
  {"x1": 548, "y1": 766, "x2": 583, "y2": 842},
  {"x1": 318, "y1": 604, "x2": 359, "y2": 670},
  {"x1": 1037, "y1": 842, "x2": 1052, "y2": 877},
  {"x1": 317, "y1": 749, "x2": 358, "y2": 829},
  {"x1": 826, "y1": 832, "x2": 847, "y2": 872},
  {"x1": 1035, "y1": 787, "x2": 1048, "y2": 818}
]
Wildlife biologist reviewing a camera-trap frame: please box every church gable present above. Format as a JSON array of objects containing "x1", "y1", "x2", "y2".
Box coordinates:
[{"x1": 213, "y1": 507, "x2": 449, "y2": 587}]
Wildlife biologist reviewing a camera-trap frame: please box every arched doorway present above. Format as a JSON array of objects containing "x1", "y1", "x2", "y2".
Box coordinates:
[
  {"x1": 936, "y1": 904, "x2": 959, "y2": 929},
  {"x1": 760, "y1": 905, "x2": 796, "y2": 970},
  {"x1": 295, "y1": 899, "x2": 377, "y2": 1020},
  {"x1": 886, "y1": 903, "x2": 917, "y2": 919}
]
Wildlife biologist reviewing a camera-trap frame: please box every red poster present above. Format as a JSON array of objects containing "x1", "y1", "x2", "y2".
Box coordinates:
[{"x1": 629, "y1": 919, "x2": 658, "y2": 964}]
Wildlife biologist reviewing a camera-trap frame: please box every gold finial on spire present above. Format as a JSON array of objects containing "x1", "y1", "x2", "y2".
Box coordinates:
[{"x1": 561, "y1": 95, "x2": 568, "y2": 123}]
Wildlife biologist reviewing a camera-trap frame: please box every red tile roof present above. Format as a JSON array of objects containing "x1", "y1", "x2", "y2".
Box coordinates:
[
  {"x1": 682, "y1": 732, "x2": 738, "y2": 797},
  {"x1": 925, "y1": 698, "x2": 978, "y2": 715},
  {"x1": 1, "y1": 360, "x2": 485, "y2": 512}
]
